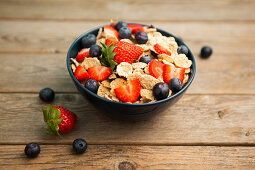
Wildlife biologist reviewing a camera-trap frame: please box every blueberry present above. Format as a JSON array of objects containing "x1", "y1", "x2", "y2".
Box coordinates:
[
  {"x1": 115, "y1": 21, "x2": 128, "y2": 31},
  {"x1": 81, "y1": 34, "x2": 96, "y2": 48},
  {"x1": 119, "y1": 27, "x2": 131, "y2": 39},
  {"x1": 139, "y1": 55, "x2": 152, "y2": 64},
  {"x1": 89, "y1": 44, "x2": 102, "y2": 57},
  {"x1": 85, "y1": 79, "x2": 100, "y2": 93},
  {"x1": 73, "y1": 138, "x2": 87, "y2": 154},
  {"x1": 153, "y1": 82, "x2": 169, "y2": 100},
  {"x1": 177, "y1": 45, "x2": 189, "y2": 55},
  {"x1": 39, "y1": 88, "x2": 55, "y2": 102},
  {"x1": 24, "y1": 142, "x2": 40, "y2": 158},
  {"x1": 200, "y1": 46, "x2": 213, "y2": 59},
  {"x1": 169, "y1": 78, "x2": 182, "y2": 93},
  {"x1": 135, "y1": 31, "x2": 148, "y2": 44}
]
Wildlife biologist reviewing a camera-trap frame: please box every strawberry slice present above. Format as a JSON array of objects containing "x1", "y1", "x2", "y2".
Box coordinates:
[
  {"x1": 76, "y1": 48, "x2": 90, "y2": 62},
  {"x1": 114, "y1": 79, "x2": 141, "y2": 103},
  {"x1": 153, "y1": 44, "x2": 171, "y2": 56},
  {"x1": 74, "y1": 65, "x2": 90, "y2": 82},
  {"x1": 128, "y1": 24, "x2": 149, "y2": 34},
  {"x1": 104, "y1": 25, "x2": 119, "y2": 40},
  {"x1": 88, "y1": 66, "x2": 112, "y2": 81},
  {"x1": 163, "y1": 64, "x2": 185, "y2": 84},
  {"x1": 105, "y1": 38, "x2": 118, "y2": 46},
  {"x1": 149, "y1": 60, "x2": 164, "y2": 79}
]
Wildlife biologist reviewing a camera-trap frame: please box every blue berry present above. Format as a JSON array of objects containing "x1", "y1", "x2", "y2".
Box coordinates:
[
  {"x1": 139, "y1": 55, "x2": 152, "y2": 64},
  {"x1": 200, "y1": 46, "x2": 213, "y2": 59},
  {"x1": 135, "y1": 31, "x2": 148, "y2": 44},
  {"x1": 85, "y1": 79, "x2": 100, "y2": 93},
  {"x1": 177, "y1": 45, "x2": 189, "y2": 55},
  {"x1": 119, "y1": 27, "x2": 131, "y2": 39},
  {"x1": 39, "y1": 88, "x2": 55, "y2": 102},
  {"x1": 169, "y1": 78, "x2": 182, "y2": 93},
  {"x1": 153, "y1": 82, "x2": 169, "y2": 100},
  {"x1": 89, "y1": 44, "x2": 102, "y2": 57},
  {"x1": 115, "y1": 21, "x2": 128, "y2": 31},
  {"x1": 24, "y1": 142, "x2": 40, "y2": 158},
  {"x1": 81, "y1": 34, "x2": 96, "y2": 48},
  {"x1": 73, "y1": 138, "x2": 87, "y2": 154}
]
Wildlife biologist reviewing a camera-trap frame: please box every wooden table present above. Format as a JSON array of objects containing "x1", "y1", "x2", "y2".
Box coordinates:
[{"x1": 0, "y1": 0, "x2": 255, "y2": 169}]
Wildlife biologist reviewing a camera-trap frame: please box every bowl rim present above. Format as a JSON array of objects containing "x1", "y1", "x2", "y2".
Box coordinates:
[{"x1": 67, "y1": 23, "x2": 196, "y2": 106}]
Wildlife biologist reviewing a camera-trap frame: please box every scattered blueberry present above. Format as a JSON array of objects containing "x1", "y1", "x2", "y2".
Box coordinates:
[
  {"x1": 89, "y1": 44, "x2": 102, "y2": 57},
  {"x1": 200, "y1": 46, "x2": 213, "y2": 59},
  {"x1": 169, "y1": 78, "x2": 182, "y2": 93},
  {"x1": 39, "y1": 88, "x2": 55, "y2": 102},
  {"x1": 177, "y1": 45, "x2": 189, "y2": 55},
  {"x1": 135, "y1": 31, "x2": 148, "y2": 44},
  {"x1": 139, "y1": 55, "x2": 152, "y2": 64},
  {"x1": 115, "y1": 21, "x2": 128, "y2": 31},
  {"x1": 81, "y1": 34, "x2": 96, "y2": 48},
  {"x1": 73, "y1": 138, "x2": 87, "y2": 154},
  {"x1": 85, "y1": 79, "x2": 100, "y2": 93},
  {"x1": 24, "y1": 142, "x2": 40, "y2": 158},
  {"x1": 119, "y1": 27, "x2": 131, "y2": 39},
  {"x1": 153, "y1": 82, "x2": 169, "y2": 100}
]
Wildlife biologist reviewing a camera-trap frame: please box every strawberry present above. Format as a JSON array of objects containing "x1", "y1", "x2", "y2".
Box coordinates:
[
  {"x1": 76, "y1": 48, "x2": 90, "y2": 62},
  {"x1": 163, "y1": 64, "x2": 185, "y2": 84},
  {"x1": 149, "y1": 60, "x2": 164, "y2": 79},
  {"x1": 114, "y1": 79, "x2": 141, "y2": 103},
  {"x1": 43, "y1": 105, "x2": 76, "y2": 136},
  {"x1": 128, "y1": 24, "x2": 149, "y2": 34},
  {"x1": 74, "y1": 65, "x2": 90, "y2": 82},
  {"x1": 113, "y1": 41, "x2": 144, "y2": 64},
  {"x1": 104, "y1": 25, "x2": 119, "y2": 40},
  {"x1": 105, "y1": 38, "x2": 117, "y2": 46},
  {"x1": 153, "y1": 44, "x2": 171, "y2": 56},
  {"x1": 88, "y1": 66, "x2": 112, "y2": 81}
]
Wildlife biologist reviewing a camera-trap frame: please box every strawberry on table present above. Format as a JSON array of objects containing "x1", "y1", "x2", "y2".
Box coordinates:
[
  {"x1": 43, "y1": 105, "x2": 77, "y2": 136},
  {"x1": 104, "y1": 25, "x2": 119, "y2": 40},
  {"x1": 76, "y1": 48, "x2": 90, "y2": 62},
  {"x1": 74, "y1": 65, "x2": 90, "y2": 82},
  {"x1": 149, "y1": 60, "x2": 164, "y2": 79},
  {"x1": 88, "y1": 66, "x2": 112, "y2": 81},
  {"x1": 163, "y1": 64, "x2": 185, "y2": 84},
  {"x1": 128, "y1": 24, "x2": 149, "y2": 34},
  {"x1": 153, "y1": 43, "x2": 171, "y2": 56},
  {"x1": 114, "y1": 78, "x2": 141, "y2": 103}
]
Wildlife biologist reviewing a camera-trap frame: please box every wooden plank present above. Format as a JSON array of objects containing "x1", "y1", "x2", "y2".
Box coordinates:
[
  {"x1": 0, "y1": 53, "x2": 254, "y2": 94},
  {"x1": 0, "y1": 145, "x2": 255, "y2": 169},
  {"x1": 0, "y1": 0, "x2": 254, "y2": 21},
  {"x1": 1, "y1": 21, "x2": 255, "y2": 55},
  {"x1": 0, "y1": 93, "x2": 254, "y2": 144}
]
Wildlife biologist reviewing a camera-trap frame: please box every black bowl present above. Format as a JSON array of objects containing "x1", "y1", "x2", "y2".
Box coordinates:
[{"x1": 67, "y1": 23, "x2": 196, "y2": 121}]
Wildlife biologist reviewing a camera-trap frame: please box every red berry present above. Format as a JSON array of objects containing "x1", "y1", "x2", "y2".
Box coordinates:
[
  {"x1": 76, "y1": 48, "x2": 90, "y2": 62},
  {"x1": 163, "y1": 64, "x2": 185, "y2": 84},
  {"x1": 104, "y1": 25, "x2": 119, "y2": 40},
  {"x1": 149, "y1": 60, "x2": 164, "y2": 79},
  {"x1": 74, "y1": 65, "x2": 90, "y2": 82},
  {"x1": 153, "y1": 44, "x2": 171, "y2": 56},
  {"x1": 127, "y1": 24, "x2": 149, "y2": 34},
  {"x1": 88, "y1": 66, "x2": 112, "y2": 81}
]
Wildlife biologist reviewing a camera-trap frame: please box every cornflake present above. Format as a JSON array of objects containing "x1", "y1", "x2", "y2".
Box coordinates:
[
  {"x1": 108, "y1": 73, "x2": 117, "y2": 79},
  {"x1": 110, "y1": 78, "x2": 126, "y2": 90},
  {"x1": 158, "y1": 54, "x2": 174, "y2": 64},
  {"x1": 183, "y1": 74, "x2": 189, "y2": 84},
  {"x1": 139, "y1": 74, "x2": 160, "y2": 90},
  {"x1": 70, "y1": 58, "x2": 79, "y2": 67},
  {"x1": 82, "y1": 58, "x2": 101, "y2": 70},
  {"x1": 97, "y1": 85, "x2": 111, "y2": 98},
  {"x1": 101, "y1": 80, "x2": 111, "y2": 88},
  {"x1": 140, "y1": 89, "x2": 155, "y2": 101},
  {"x1": 116, "y1": 62, "x2": 133, "y2": 77},
  {"x1": 174, "y1": 54, "x2": 192, "y2": 68},
  {"x1": 96, "y1": 28, "x2": 103, "y2": 39},
  {"x1": 132, "y1": 62, "x2": 147, "y2": 70},
  {"x1": 71, "y1": 64, "x2": 76, "y2": 72},
  {"x1": 120, "y1": 39, "x2": 134, "y2": 44}
]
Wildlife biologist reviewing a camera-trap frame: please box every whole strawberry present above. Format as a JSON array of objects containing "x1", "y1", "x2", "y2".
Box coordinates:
[{"x1": 43, "y1": 105, "x2": 76, "y2": 136}]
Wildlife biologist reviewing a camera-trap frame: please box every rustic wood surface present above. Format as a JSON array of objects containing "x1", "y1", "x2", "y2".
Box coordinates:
[{"x1": 0, "y1": 0, "x2": 255, "y2": 169}]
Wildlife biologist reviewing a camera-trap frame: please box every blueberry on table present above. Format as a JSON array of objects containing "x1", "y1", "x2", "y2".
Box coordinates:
[
  {"x1": 85, "y1": 79, "x2": 100, "y2": 93},
  {"x1": 135, "y1": 31, "x2": 148, "y2": 44},
  {"x1": 153, "y1": 82, "x2": 169, "y2": 100},
  {"x1": 177, "y1": 45, "x2": 189, "y2": 55},
  {"x1": 89, "y1": 44, "x2": 102, "y2": 57},
  {"x1": 39, "y1": 88, "x2": 55, "y2": 102},
  {"x1": 200, "y1": 46, "x2": 213, "y2": 59},
  {"x1": 73, "y1": 138, "x2": 87, "y2": 154},
  {"x1": 81, "y1": 34, "x2": 96, "y2": 48},
  {"x1": 119, "y1": 27, "x2": 131, "y2": 39},
  {"x1": 169, "y1": 78, "x2": 182, "y2": 93},
  {"x1": 24, "y1": 142, "x2": 40, "y2": 158},
  {"x1": 139, "y1": 55, "x2": 152, "y2": 64},
  {"x1": 115, "y1": 21, "x2": 128, "y2": 31}
]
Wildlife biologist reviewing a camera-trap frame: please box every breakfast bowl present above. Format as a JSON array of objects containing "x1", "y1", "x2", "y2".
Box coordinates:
[{"x1": 67, "y1": 22, "x2": 196, "y2": 121}]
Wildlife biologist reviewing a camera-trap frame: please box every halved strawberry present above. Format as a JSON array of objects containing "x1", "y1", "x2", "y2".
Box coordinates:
[
  {"x1": 163, "y1": 64, "x2": 185, "y2": 84},
  {"x1": 88, "y1": 66, "x2": 112, "y2": 81},
  {"x1": 149, "y1": 60, "x2": 164, "y2": 79},
  {"x1": 76, "y1": 48, "x2": 90, "y2": 62},
  {"x1": 104, "y1": 25, "x2": 119, "y2": 40},
  {"x1": 105, "y1": 38, "x2": 118, "y2": 46},
  {"x1": 74, "y1": 65, "x2": 90, "y2": 82},
  {"x1": 114, "y1": 79, "x2": 141, "y2": 103},
  {"x1": 153, "y1": 44, "x2": 171, "y2": 56},
  {"x1": 128, "y1": 24, "x2": 149, "y2": 34}
]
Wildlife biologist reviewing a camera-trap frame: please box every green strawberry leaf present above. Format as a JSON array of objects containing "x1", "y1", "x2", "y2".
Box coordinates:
[{"x1": 100, "y1": 42, "x2": 118, "y2": 70}]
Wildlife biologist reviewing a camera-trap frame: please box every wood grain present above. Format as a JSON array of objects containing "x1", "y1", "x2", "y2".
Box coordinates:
[
  {"x1": 0, "y1": 145, "x2": 255, "y2": 169},
  {"x1": 0, "y1": 93, "x2": 254, "y2": 145},
  {"x1": 0, "y1": 0, "x2": 254, "y2": 21}
]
